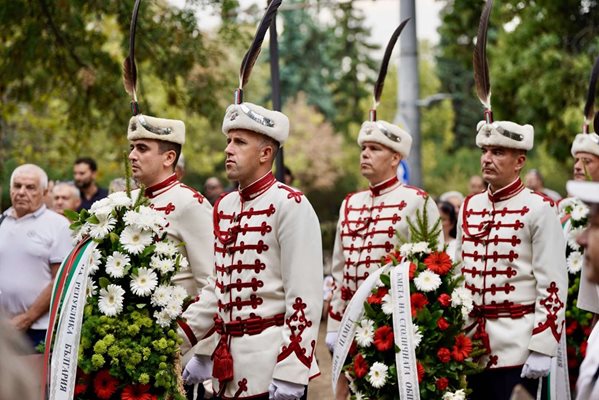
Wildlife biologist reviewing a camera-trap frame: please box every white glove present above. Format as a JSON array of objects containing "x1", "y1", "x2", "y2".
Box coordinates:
[
  {"x1": 182, "y1": 355, "x2": 213, "y2": 385},
  {"x1": 520, "y1": 351, "x2": 552, "y2": 379},
  {"x1": 268, "y1": 379, "x2": 305, "y2": 400},
  {"x1": 326, "y1": 331, "x2": 338, "y2": 353}
]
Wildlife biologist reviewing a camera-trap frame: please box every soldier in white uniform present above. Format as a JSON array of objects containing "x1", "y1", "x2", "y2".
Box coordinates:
[
  {"x1": 462, "y1": 3, "x2": 567, "y2": 397},
  {"x1": 179, "y1": 2, "x2": 323, "y2": 398}
]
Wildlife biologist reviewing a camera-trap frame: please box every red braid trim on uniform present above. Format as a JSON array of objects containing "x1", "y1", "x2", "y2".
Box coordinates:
[
  {"x1": 487, "y1": 178, "x2": 524, "y2": 203},
  {"x1": 179, "y1": 183, "x2": 206, "y2": 204},
  {"x1": 144, "y1": 174, "x2": 178, "y2": 198},
  {"x1": 213, "y1": 192, "x2": 237, "y2": 245},
  {"x1": 342, "y1": 192, "x2": 371, "y2": 235},
  {"x1": 177, "y1": 319, "x2": 198, "y2": 347},
  {"x1": 277, "y1": 297, "x2": 316, "y2": 368},
  {"x1": 277, "y1": 184, "x2": 303, "y2": 203},
  {"x1": 532, "y1": 282, "x2": 565, "y2": 342},
  {"x1": 530, "y1": 190, "x2": 556, "y2": 207},
  {"x1": 239, "y1": 172, "x2": 276, "y2": 201},
  {"x1": 369, "y1": 176, "x2": 399, "y2": 197}
]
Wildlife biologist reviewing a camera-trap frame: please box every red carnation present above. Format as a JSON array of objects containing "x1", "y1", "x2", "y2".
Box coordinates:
[
  {"x1": 566, "y1": 320, "x2": 578, "y2": 336},
  {"x1": 581, "y1": 340, "x2": 588, "y2": 358},
  {"x1": 452, "y1": 334, "x2": 473, "y2": 362},
  {"x1": 437, "y1": 317, "x2": 450, "y2": 331},
  {"x1": 349, "y1": 340, "x2": 358, "y2": 356},
  {"x1": 94, "y1": 370, "x2": 119, "y2": 400},
  {"x1": 424, "y1": 252, "x2": 453, "y2": 275},
  {"x1": 438, "y1": 293, "x2": 451, "y2": 307},
  {"x1": 436, "y1": 377, "x2": 449, "y2": 391},
  {"x1": 74, "y1": 369, "x2": 89, "y2": 396},
  {"x1": 121, "y1": 384, "x2": 154, "y2": 400},
  {"x1": 383, "y1": 250, "x2": 402, "y2": 265},
  {"x1": 409, "y1": 262, "x2": 417, "y2": 280},
  {"x1": 417, "y1": 362, "x2": 425, "y2": 383},
  {"x1": 353, "y1": 353, "x2": 369, "y2": 378},
  {"x1": 411, "y1": 293, "x2": 429, "y2": 317},
  {"x1": 437, "y1": 347, "x2": 451, "y2": 363},
  {"x1": 373, "y1": 325, "x2": 394, "y2": 351},
  {"x1": 367, "y1": 286, "x2": 389, "y2": 305}
]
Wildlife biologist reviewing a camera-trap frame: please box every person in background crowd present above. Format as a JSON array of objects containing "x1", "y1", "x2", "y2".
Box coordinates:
[
  {"x1": 176, "y1": 153, "x2": 186, "y2": 181},
  {"x1": 42, "y1": 180, "x2": 55, "y2": 209},
  {"x1": 0, "y1": 316, "x2": 39, "y2": 400},
  {"x1": 439, "y1": 190, "x2": 464, "y2": 215},
  {"x1": 107, "y1": 177, "x2": 138, "y2": 194},
  {"x1": 438, "y1": 200, "x2": 457, "y2": 261},
  {"x1": 203, "y1": 176, "x2": 224, "y2": 205},
  {"x1": 52, "y1": 181, "x2": 81, "y2": 216},
  {"x1": 524, "y1": 169, "x2": 562, "y2": 201},
  {"x1": 0, "y1": 164, "x2": 72, "y2": 350},
  {"x1": 73, "y1": 157, "x2": 108, "y2": 210},
  {"x1": 283, "y1": 165, "x2": 294, "y2": 186},
  {"x1": 468, "y1": 175, "x2": 487, "y2": 195}
]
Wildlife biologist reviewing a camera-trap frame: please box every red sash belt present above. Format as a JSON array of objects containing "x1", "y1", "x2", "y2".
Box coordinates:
[
  {"x1": 211, "y1": 313, "x2": 285, "y2": 389},
  {"x1": 466, "y1": 303, "x2": 535, "y2": 354}
]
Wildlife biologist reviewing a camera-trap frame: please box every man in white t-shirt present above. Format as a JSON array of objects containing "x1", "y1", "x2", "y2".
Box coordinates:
[{"x1": 0, "y1": 164, "x2": 72, "y2": 350}]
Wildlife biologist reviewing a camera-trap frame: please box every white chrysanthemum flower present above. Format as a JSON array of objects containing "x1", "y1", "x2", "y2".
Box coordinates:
[
  {"x1": 88, "y1": 214, "x2": 117, "y2": 239},
  {"x1": 355, "y1": 319, "x2": 375, "y2": 347},
  {"x1": 105, "y1": 251, "x2": 131, "y2": 278},
  {"x1": 154, "y1": 309, "x2": 172, "y2": 328},
  {"x1": 120, "y1": 226, "x2": 153, "y2": 255},
  {"x1": 381, "y1": 294, "x2": 394, "y2": 315},
  {"x1": 130, "y1": 267, "x2": 158, "y2": 296},
  {"x1": 151, "y1": 285, "x2": 173, "y2": 307},
  {"x1": 399, "y1": 243, "x2": 413, "y2": 258},
  {"x1": 135, "y1": 206, "x2": 160, "y2": 231},
  {"x1": 451, "y1": 287, "x2": 473, "y2": 311},
  {"x1": 123, "y1": 209, "x2": 141, "y2": 227},
  {"x1": 414, "y1": 270, "x2": 441, "y2": 292},
  {"x1": 443, "y1": 389, "x2": 466, "y2": 400},
  {"x1": 107, "y1": 191, "x2": 132, "y2": 209},
  {"x1": 72, "y1": 223, "x2": 91, "y2": 245},
  {"x1": 90, "y1": 197, "x2": 114, "y2": 218},
  {"x1": 178, "y1": 255, "x2": 189, "y2": 271},
  {"x1": 412, "y1": 324, "x2": 423, "y2": 348},
  {"x1": 164, "y1": 298, "x2": 183, "y2": 319},
  {"x1": 572, "y1": 203, "x2": 590, "y2": 221},
  {"x1": 155, "y1": 241, "x2": 178, "y2": 258},
  {"x1": 86, "y1": 277, "x2": 97, "y2": 298},
  {"x1": 412, "y1": 242, "x2": 431, "y2": 254},
  {"x1": 354, "y1": 392, "x2": 365, "y2": 400},
  {"x1": 88, "y1": 248, "x2": 102, "y2": 276},
  {"x1": 567, "y1": 226, "x2": 584, "y2": 251},
  {"x1": 367, "y1": 362, "x2": 388, "y2": 388},
  {"x1": 98, "y1": 284, "x2": 125, "y2": 316},
  {"x1": 171, "y1": 286, "x2": 188, "y2": 303},
  {"x1": 151, "y1": 255, "x2": 175, "y2": 275},
  {"x1": 567, "y1": 251, "x2": 584, "y2": 274},
  {"x1": 558, "y1": 197, "x2": 576, "y2": 216},
  {"x1": 461, "y1": 306, "x2": 471, "y2": 320}
]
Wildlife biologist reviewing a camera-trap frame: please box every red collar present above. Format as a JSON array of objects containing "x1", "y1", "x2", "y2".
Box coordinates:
[
  {"x1": 145, "y1": 174, "x2": 179, "y2": 198},
  {"x1": 239, "y1": 172, "x2": 276, "y2": 201},
  {"x1": 487, "y1": 178, "x2": 524, "y2": 203},
  {"x1": 370, "y1": 176, "x2": 400, "y2": 197}
]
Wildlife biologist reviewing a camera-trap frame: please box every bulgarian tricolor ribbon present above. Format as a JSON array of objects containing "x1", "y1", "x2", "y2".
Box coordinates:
[
  {"x1": 41, "y1": 238, "x2": 97, "y2": 400},
  {"x1": 331, "y1": 261, "x2": 420, "y2": 399}
]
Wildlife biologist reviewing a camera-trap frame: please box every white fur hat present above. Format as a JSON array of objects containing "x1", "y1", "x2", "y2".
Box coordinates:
[
  {"x1": 357, "y1": 120, "x2": 412, "y2": 158},
  {"x1": 222, "y1": 102, "x2": 289, "y2": 145},
  {"x1": 475, "y1": 120, "x2": 534, "y2": 151},
  {"x1": 571, "y1": 133, "x2": 599, "y2": 157},
  {"x1": 127, "y1": 114, "x2": 185, "y2": 145}
]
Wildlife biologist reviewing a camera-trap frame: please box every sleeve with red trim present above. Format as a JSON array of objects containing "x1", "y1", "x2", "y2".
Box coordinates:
[{"x1": 326, "y1": 199, "x2": 347, "y2": 333}]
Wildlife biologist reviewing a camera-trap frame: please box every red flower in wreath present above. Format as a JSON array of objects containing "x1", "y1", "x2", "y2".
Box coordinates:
[
  {"x1": 436, "y1": 377, "x2": 449, "y2": 391},
  {"x1": 411, "y1": 293, "x2": 429, "y2": 316},
  {"x1": 74, "y1": 368, "x2": 89, "y2": 396},
  {"x1": 373, "y1": 325, "x2": 394, "y2": 351},
  {"x1": 121, "y1": 384, "x2": 155, "y2": 400},
  {"x1": 383, "y1": 250, "x2": 401, "y2": 264},
  {"x1": 409, "y1": 262, "x2": 417, "y2": 280},
  {"x1": 94, "y1": 369, "x2": 119, "y2": 400},
  {"x1": 417, "y1": 361, "x2": 425, "y2": 383},
  {"x1": 353, "y1": 353, "x2": 369, "y2": 378},
  {"x1": 437, "y1": 347, "x2": 451, "y2": 363},
  {"x1": 452, "y1": 334, "x2": 473, "y2": 362},
  {"x1": 581, "y1": 341, "x2": 588, "y2": 358},
  {"x1": 566, "y1": 320, "x2": 578, "y2": 336},
  {"x1": 424, "y1": 251, "x2": 453, "y2": 275},
  {"x1": 437, "y1": 317, "x2": 450, "y2": 331},
  {"x1": 348, "y1": 340, "x2": 358, "y2": 357},
  {"x1": 437, "y1": 293, "x2": 451, "y2": 307},
  {"x1": 367, "y1": 286, "x2": 389, "y2": 305}
]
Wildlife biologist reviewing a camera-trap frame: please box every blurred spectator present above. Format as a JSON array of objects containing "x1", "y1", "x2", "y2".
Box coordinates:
[
  {"x1": 438, "y1": 201, "x2": 458, "y2": 261},
  {"x1": 468, "y1": 175, "x2": 487, "y2": 195},
  {"x1": 73, "y1": 157, "x2": 108, "y2": 210},
  {"x1": 439, "y1": 190, "x2": 464, "y2": 215},
  {"x1": 0, "y1": 164, "x2": 72, "y2": 350},
  {"x1": 203, "y1": 177, "x2": 224, "y2": 205},
  {"x1": 525, "y1": 169, "x2": 562, "y2": 201},
  {"x1": 43, "y1": 179, "x2": 55, "y2": 209},
  {"x1": 0, "y1": 316, "x2": 39, "y2": 400},
  {"x1": 175, "y1": 154, "x2": 186, "y2": 181},
  {"x1": 283, "y1": 165, "x2": 294, "y2": 186},
  {"x1": 108, "y1": 177, "x2": 138, "y2": 194},
  {"x1": 52, "y1": 182, "x2": 81, "y2": 216}
]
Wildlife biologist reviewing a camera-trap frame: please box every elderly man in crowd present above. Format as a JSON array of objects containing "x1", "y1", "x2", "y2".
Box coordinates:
[
  {"x1": 52, "y1": 181, "x2": 81, "y2": 216},
  {"x1": 0, "y1": 164, "x2": 72, "y2": 350}
]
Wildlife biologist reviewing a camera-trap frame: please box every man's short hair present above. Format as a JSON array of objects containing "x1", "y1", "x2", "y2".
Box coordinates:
[
  {"x1": 157, "y1": 141, "x2": 182, "y2": 171},
  {"x1": 10, "y1": 164, "x2": 48, "y2": 190},
  {"x1": 53, "y1": 182, "x2": 81, "y2": 199},
  {"x1": 74, "y1": 157, "x2": 98, "y2": 172},
  {"x1": 259, "y1": 135, "x2": 280, "y2": 163}
]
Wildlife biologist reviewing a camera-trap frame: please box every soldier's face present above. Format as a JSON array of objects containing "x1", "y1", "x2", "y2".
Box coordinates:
[
  {"x1": 573, "y1": 152, "x2": 599, "y2": 181},
  {"x1": 224, "y1": 130, "x2": 263, "y2": 186},
  {"x1": 360, "y1": 142, "x2": 400, "y2": 185},
  {"x1": 577, "y1": 205, "x2": 599, "y2": 284},
  {"x1": 480, "y1": 146, "x2": 526, "y2": 191},
  {"x1": 129, "y1": 139, "x2": 166, "y2": 187}
]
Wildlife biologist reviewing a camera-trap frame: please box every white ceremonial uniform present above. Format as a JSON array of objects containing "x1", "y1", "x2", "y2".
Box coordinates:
[
  {"x1": 141, "y1": 174, "x2": 214, "y2": 296},
  {"x1": 327, "y1": 176, "x2": 442, "y2": 330},
  {"x1": 576, "y1": 309, "x2": 599, "y2": 399},
  {"x1": 456, "y1": 178, "x2": 568, "y2": 369},
  {"x1": 180, "y1": 172, "x2": 323, "y2": 399}
]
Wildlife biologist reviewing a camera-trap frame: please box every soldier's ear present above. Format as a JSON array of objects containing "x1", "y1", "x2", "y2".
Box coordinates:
[{"x1": 391, "y1": 152, "x2": 402, "y2": 169}]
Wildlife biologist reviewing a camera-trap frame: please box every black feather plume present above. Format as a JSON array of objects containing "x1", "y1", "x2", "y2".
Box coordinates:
[
  {"x1": 123, "y1": 0, "x2": 141, "y2": 109},
  {"x1": 473, "y1": 0, "x2": 493, "y2": 111},
  {"x1": 583, "y1": 56, "x2": 599, "y2": 132},
  {"x1": 238, "y1": 0, "x2": 283, "y2": 91},
  {"x1": 373, "y1": 18, "x2": 410, "y2": 109}
]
